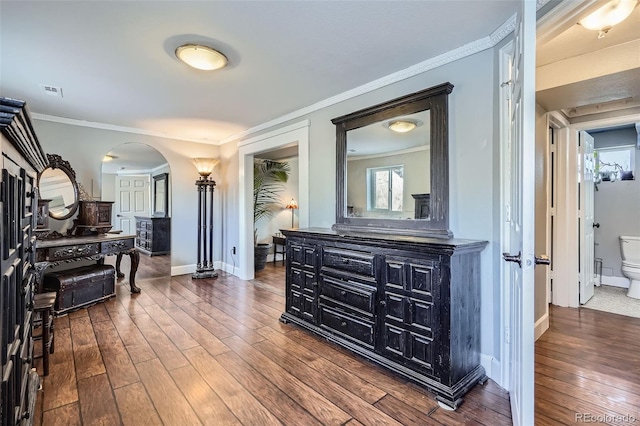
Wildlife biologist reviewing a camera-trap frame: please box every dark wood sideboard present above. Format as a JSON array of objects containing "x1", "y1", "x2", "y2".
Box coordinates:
[
  {"x1": 280, "y1": 228, "x2": 487, "y2": 409},
  {"x1": 35, "y1": 233, "x2": 141, "y2": 294},
  {"x1": 135, "y1": 216, "x2": 170, "y2": 256}
]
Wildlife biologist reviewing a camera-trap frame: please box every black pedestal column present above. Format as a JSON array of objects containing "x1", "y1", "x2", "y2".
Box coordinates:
[{"x1": 192, "y1": 176, "x2": 218, "y2": 279}]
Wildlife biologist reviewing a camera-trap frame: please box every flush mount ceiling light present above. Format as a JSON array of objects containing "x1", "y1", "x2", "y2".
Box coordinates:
[
  {"x1": 175, "y1": 44, "x2": 228, "y2": 71},
  {"x1": 387, "y1": 119, "x2": 418, "y2": 133},
  {"x1": 579, "y1": 0, "x2": 638, "y2": 38}
]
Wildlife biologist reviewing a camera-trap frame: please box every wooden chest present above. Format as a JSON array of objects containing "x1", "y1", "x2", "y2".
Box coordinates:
[{"x1": 43, "y1": 265, "x2": 116, "y2": 314}]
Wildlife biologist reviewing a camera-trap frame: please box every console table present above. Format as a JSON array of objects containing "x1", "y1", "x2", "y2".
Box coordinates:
[
  {"x1": 35, "y1": 233, "x2": 141, "y2": 293},
  {"x1": 272, "y1": 234, "x2": 286, "y2": 265}
]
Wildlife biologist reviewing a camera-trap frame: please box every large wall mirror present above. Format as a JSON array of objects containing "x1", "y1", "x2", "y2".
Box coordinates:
[
  {"x1": 37, "y1": 153, "x2": 79, "y2": 220},
  {"x1": 332, "y1": 82, "x2": 453, "y2": 238}
]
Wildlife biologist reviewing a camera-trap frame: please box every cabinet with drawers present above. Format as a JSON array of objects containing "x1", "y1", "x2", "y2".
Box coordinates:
[
  {"x1": 135, "y1": 216, "x2": 170, "y2": 256},
  {"x1": 281, "y1": 228, "x2": 487, "y2": 409}
]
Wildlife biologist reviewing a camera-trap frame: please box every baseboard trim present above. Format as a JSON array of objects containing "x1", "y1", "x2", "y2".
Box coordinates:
[
  {"x1": 480, "y1": 354, "x2": 502, "y2": 387},
  {"x1": 600, "y1": 275, "x2": 630, "y2": 288},
  {"x1": 170, "y1": 264, "x2": 196, "y2": 276},
  {"x1": 218, "y1": 261, "x2": 239, "y2": 276},
  {"x1": 535, "y1": 312, "x2": 549, "y2": 341}
]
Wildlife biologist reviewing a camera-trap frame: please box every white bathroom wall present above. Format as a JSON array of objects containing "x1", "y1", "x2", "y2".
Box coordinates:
[{"x1": 592, "y1": 127, "x2": 640, "y2": 286}]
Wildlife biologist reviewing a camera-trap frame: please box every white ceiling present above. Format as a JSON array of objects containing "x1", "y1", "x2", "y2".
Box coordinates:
[
  {"x1": 102, "y1": 143, "x2": 167, "y2": 174},
  {"x1": 0, "y1": 1, "x2": 518, "y2": 145}
]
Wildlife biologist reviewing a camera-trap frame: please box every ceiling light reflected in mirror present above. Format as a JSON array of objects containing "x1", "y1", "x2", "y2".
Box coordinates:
[{"x1": 579, "y1": 0, "x2": 638, "y2": 38}]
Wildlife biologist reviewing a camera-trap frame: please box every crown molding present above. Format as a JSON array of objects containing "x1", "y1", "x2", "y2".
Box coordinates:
[
  {"x1": 223, "y1": 14, "x2": 518, "y2": 145},
  {"x1": 31, "y1": 113, "x2": 219, "y2": 145}
]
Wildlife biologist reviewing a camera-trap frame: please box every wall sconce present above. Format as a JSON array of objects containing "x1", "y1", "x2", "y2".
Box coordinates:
[
  {"x1": 192, "y1": 158, "x2": 219, "y2": 279},
  {"x1": 285, "y1": 198, "x2": 298, "y2": 228},
  {"x1": 579, "y1": 0, "x2": 638, "y2": 38}
]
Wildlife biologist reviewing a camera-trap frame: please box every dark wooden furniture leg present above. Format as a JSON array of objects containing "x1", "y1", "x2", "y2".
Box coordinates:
[
  {"x1": 115, "y1": 253, "x2": 125, "y2": 278},
  {"x1": 127, "y1": 249, "x2": 141, "y2": 293}
]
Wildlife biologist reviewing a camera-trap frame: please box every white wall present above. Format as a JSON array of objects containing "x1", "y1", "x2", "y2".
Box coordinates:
[
  {"x1": 222, "y1": 48, "x2": 500, "y2": 366},
  {"x1": 33, "y1": 120, "x2": 219, "y2": 274},
  {"x1": 592, "y1": 127, "x2": 640, "y2": 283}
]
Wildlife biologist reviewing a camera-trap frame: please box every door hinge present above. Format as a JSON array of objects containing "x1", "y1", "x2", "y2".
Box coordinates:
[{"x1": 505, "y1": 326, "x2": 511, "y2": 344}]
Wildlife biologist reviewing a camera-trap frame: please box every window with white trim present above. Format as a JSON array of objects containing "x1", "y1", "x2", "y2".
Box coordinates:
[
  {"x1": 596, "y1": 145, "x2": 635, "y2": 180},
  {"x1": 367, "y1": 165, "x2": 403, "y2": 212}
]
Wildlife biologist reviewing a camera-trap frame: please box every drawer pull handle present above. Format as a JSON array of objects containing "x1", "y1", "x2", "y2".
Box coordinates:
[
  {"x1": 340, "y1": 290, "x2": 347, "y2": 297},
  {"x1": 379, "y1": 300, "x2": 386, "y2": 306},
  {"x1": 342, "y1": 259, "x2": 350, "y2": 264},
  {"x1": 340, "y1": 321, "x2": 347, "y2": 327}
]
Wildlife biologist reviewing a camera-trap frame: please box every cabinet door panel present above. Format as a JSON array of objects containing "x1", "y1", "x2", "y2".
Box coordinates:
[
  {"x1": 407, "y1": 332, "x2": 435, "y2": 373},
  {"x1": 384, "y1": 292, "x2": 404, "y2": 323},
  {"x1": 290, "y1": 244, "x2": 315, "y2": 269},
  {"x1": 383, "y1": 323, "x2": 405, "y2": 356},
  {"x1": 408, "y1": 298, "x2": 434, "y2": 334},
  {"x1": 407, "y1": 263, "x2": 437, "y2": 302}
]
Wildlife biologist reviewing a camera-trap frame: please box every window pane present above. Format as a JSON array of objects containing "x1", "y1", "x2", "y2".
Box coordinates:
[
  {"x1": 391, "y1": 167, "x2": 403, "y2": 212},
  {"x1": 374, "y1": 170, "x2": 389, "y2": 209},
  {"x1": 598, "y1": 149, "x2": 632, "y2": 172}
]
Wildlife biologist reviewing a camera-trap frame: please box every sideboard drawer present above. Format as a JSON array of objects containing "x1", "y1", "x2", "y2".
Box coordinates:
[
  {"x1": 321, "y1": 248, "x2": 375, "y2": 277},
  {"x1": 50, "y1": 243, "x2": 99, "y2": 260},
  {"x1": 320, "y1": 275, "x2": 376, "y2": 315},
  {"x1": 101, "y1": 239, "x2": 134, "y2": 254},
  {"x1": 319, "y1": 305, "x2": 375, "y2": 348}
]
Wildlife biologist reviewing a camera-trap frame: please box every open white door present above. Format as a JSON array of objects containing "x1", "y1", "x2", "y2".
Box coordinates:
[
  {"x1": 579, "y1": 130, "x2": 596, "y2": 303},
  {"x1": 502, "y1": 1, "x2": 536, "y2": 424},
  {"x1": 115, "y1": 175, "x2": 150, "y2": 235}
]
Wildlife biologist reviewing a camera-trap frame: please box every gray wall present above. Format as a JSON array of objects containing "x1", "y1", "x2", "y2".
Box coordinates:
[
  {"x1": 222, "y1": 48, "x2": 500, "y2": 362},
  {"x1": 33, "y1": 120, "x2": 219, "y2": 272},
  {"x1": 592, "y1": 127, "x2": 640, "y2": 281}
]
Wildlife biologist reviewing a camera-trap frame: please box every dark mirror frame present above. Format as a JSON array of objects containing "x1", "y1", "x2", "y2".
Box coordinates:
[
  {"x1": 153, "y1": 173, "x2": 169, "y2": 217},
  {"x1": 332, "y1": 82, "x2": 453, "y2": 238},
  {"x1": 37, "y1": 153, "x2": 80, "y2": 221}
]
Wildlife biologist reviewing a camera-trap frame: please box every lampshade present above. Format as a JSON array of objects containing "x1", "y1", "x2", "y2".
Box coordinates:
[
  {"x1": 175, "y1": 44, "x2": 228, "y2": 71},
  {"x1": 388, "y1": 120, "x2": 417, "y2": 133},
  {"x1": 285, "y1": 198, "x2": 298, "y2": 209},
  {"x1": 579, "y1": 0, "x2": 638, "y2": 38},
  {"x1": 193, "y1": 158, "x2": 219, "y2": 177}
]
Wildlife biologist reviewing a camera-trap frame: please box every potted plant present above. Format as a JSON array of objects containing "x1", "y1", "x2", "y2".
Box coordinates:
[{"x1": 254, "y1": 159, "x2": 290, "y2": 270}]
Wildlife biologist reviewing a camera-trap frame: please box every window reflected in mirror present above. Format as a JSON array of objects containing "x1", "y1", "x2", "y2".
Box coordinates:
[{"x1": 346, "y1": 110, "x2": 430, "y2": 220}]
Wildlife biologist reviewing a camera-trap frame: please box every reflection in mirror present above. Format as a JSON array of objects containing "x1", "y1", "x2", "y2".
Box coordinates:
[
  {"x1": 346, "y1": 110, "x2": 430, "y2": 220},
  {"x1": 38, "y1": 154, "x2": 79, "y2": 220}
]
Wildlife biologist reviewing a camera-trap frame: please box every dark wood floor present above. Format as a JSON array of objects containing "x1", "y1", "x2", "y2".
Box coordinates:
[
  {"x1": 32, "y1": 255, "x2": 511, "y2": 425},
  {"x1": 32, "y1": 254, "x2": 640, "y2": 425}
]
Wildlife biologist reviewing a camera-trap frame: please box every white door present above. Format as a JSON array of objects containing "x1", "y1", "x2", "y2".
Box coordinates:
[
  {"x1": 115, "y1": 175, "x2": 150, "y2": 235},
  {"x1": 579, "y1": 131, "x2": 596, "y2": 303},
  {"x1": 502, "y1": 2, "x2": 536, "y2": 425}
]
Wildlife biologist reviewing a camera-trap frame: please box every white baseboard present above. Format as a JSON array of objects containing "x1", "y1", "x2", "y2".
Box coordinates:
[
  {"x1": 601, "y1": 275, "x2": 630, "y2": 288},
  {"x1": 218, "y1": 261, "x2": 239, "y2": 276},
  {"x1": 170, "y1": 264, "x2": 196, "y2": 276},
  {"x1": 480, "y1": 353, "x2": 502, "y2": 387},
  {"x1": 535, "y1": 312, "x2": 549, "y2": 341}
]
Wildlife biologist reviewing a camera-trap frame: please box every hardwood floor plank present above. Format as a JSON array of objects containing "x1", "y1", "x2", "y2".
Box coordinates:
[
  {"x1": 193, "y1": 301, "x2": 266, "y2": 344},
  {"x1": 183, "y1": 346, "x2": 284, "y2": 425},
  {"x1": 163, "y1": 306, "x2": 230, "y2": 356},
  {"x1": 42, "y1": 402, "x2": 82, "y2": 426},
  {"x1": 136, "y1": 358, "x2": 202, "y2": 425},
  {"x1": 42, "y1": 327, "x2": 78, "y2": 411},
  {"x1": 69, "y1": 316, "x2": 106, "y2": 380},
  {"x1": 129, "y1": 311, "x2": 189, "y2": 370},
  {"x1": 113, "y1": 382, "x2": 163, "y2": 426},
  {"x1": 257, "y1": 326, "x2": 387, "y2": 404},
  {"x1": 215, "y1": 351, "x2": 323, "y2": 426},
  {"x1": 92, "y1": 320, "x2": 139, "y2": 389},
  {"x1": 107, "y1": 308, "x2": 157, "y2": 364},
  {"x1": 373, "y1": 394, "x2": 442, "y2": 426},
  {"x1": 53, "y1": 314, "x2": 70, "y2": 330},
  {"x1": 245, "y1": 337, "x2": 404, "y2": 426},
  {"x1": 178, "y1": 302, "x2": 235, "y2": 340},
  {"x1": 170, "y1": 365, "x2": 241, "y2": 426},
  {"x1": 87, "y1": 303, "x2": 111, "y2": 323},
  {"x1": 77, "y1": 374, "x2": 121, "y2": 425},
  {"x1": 68, "y1": 309, "x2": 89, "y2": 320},
  {"x1": 140, "y1": 303, "x2": 199, "y2": 350}
]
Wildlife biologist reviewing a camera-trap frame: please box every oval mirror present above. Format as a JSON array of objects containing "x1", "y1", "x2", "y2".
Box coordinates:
[{"x1": 37, "y1": 154, "x2": 79, "y2": 220}]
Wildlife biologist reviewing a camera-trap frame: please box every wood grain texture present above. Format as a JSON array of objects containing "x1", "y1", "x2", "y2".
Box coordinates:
[
  {"x1": 77, "y1": 374, "x2": 120, "y2": 425},
  {"x1": 69, "y1": 316, "x2": 106, "y2": 380},
  {"x1": 129, "y1": 311, "x2": 189, "y2": 370},
  {"x1": 92, "y1": 320, "x2": 139, "y2": 388},
  {"x1": 42, "y1": 328, "x2": 78, "y2": 411},
  {"x1": 42, "y1": 402, "x2": 82, "y2": 426},
  {"x1": 113, "y1": 382, "x2": 163, "y2": 426}
]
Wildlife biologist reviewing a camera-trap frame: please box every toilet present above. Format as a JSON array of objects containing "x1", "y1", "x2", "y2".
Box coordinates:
[{"x1": 620, "y1": 236, "x2": 640, "y2": 299}]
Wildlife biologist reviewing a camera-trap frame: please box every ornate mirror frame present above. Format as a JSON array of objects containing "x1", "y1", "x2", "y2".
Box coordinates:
[
  {"x1": 37, "y1": 153, "x2": 80, "y2": 221},
  {"x1": 332, "y1": 82, "x2": 454, "y2": 238}
]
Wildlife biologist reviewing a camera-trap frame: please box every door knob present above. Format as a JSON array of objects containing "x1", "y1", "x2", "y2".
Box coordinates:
[
  {"x1": 502, "y1": 251, "x2": 521, "y2": 267},
  {"x1": 535, "y1": 255, "x2": 551, "y2": 266},
  {"x1": 593, "y1": 223, "x2": 600, "y2": 228}
]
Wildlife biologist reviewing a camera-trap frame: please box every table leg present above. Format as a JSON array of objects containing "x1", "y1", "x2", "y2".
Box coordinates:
[
  {"x1": 127, "y1": 249, "x2": 141, "y2": 293},
  {"x1": 115, "y1": 254, "x2": 125, "y2": 278}
]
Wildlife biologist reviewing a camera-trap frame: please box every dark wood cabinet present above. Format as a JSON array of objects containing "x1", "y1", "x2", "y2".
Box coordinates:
[
  {"x1": 281, "y1": 228, "x2": 487, "y2": 409},
  {"x1": 135, "y1": 216, "x2": 170, "y2": 256},
  {"x1": 1, "y1": 97, "x2": 48, "y2": 426}
]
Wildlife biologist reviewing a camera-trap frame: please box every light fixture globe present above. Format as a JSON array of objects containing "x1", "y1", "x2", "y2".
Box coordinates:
[
  {"x1": 176, "y1": 44, "x2": 228, "y2": 71},
  {"x1": 579, "y1": 0, "x2": 638, "y2": 38},
  {"x1": 388, "y1": 120, "x2": 418, "y2": 133},
  {"x1": 193, "y1": 158, "x2": 219, "y2": 177}
]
